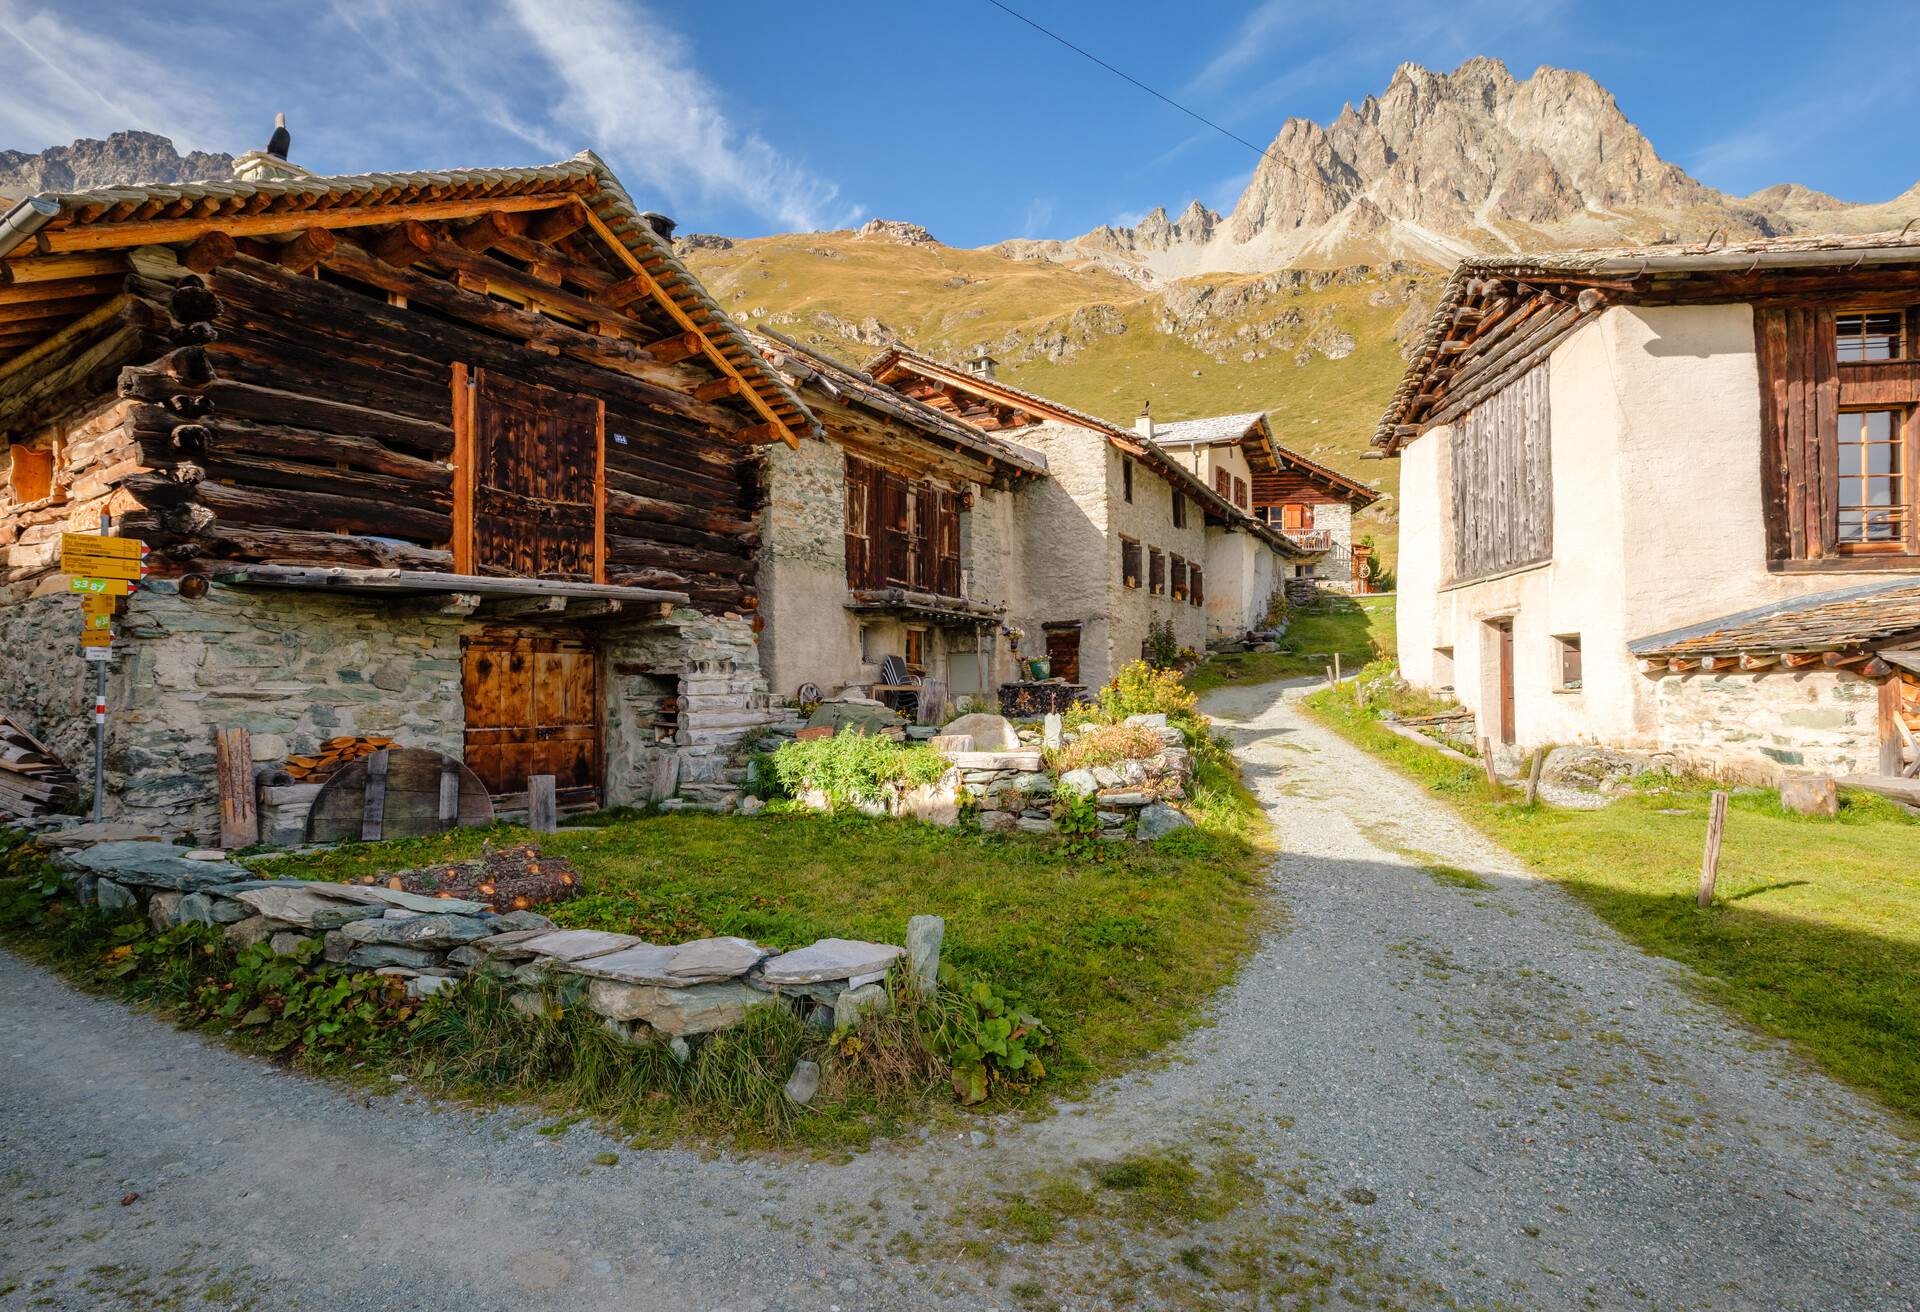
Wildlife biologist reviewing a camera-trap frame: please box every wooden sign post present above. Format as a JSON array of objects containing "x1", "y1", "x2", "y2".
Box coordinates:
[
  {"x1": 1697, "y1": 791, "x2": 1729, "y2": 908},
  {"x1": 63, "y1": 519, "x2": 147, "y2": 822}
]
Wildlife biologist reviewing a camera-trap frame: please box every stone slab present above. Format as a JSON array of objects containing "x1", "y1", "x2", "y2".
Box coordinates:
[
  {"x1": 338, "y1": 912, "x2": 497, "y2": 950},
  {"x1": 757, "y1": 938, "x2": 904, "y2": 986},
  {"x1": 303, "y1": 883, "x2": 489, "y2": 917},
  {"x1": 517, "y1": 929, "x2": 645, "y2": 963},
  {"x1": 62, "y1": 843, "x2": 239, "y2": 892},
  {"x1": 584, "y1": 978, "x2": 766, "y2": 1036},
  {"x1": 942, "y1": 751, "x2": 1044, "y2": 771},
  {"x1": 233, "y1": 886, "x2": 371, "y2": 929},
  {"x1": 344, "y1": 944, "x2": 444, "y2": 971}
]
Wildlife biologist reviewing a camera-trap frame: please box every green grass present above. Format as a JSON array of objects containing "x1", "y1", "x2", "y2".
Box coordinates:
[
  {"x1": 1185, "y1": 595, "x2": 1397, "y2": 695},
  {"x1": 253, "y1": 756, "x2": 1273, "y2": 1109},
  {"x1": 1302, "y1": 686, "x2": 1920, "y2": 1125}
]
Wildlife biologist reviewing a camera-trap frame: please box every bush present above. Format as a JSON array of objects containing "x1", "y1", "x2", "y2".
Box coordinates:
[
  {"x1": 767, "y1": 731, "x2": 950, "y2": 809},
  {"x1": 1094, "y1": 661, "x2": 1199, "y2": 722},
  {"x1": 1049, "y1": 723, "x2": 1165, "y2": 773},
  {"x1": 1145, "y1": 618, "x2": 1182, "y2": 670}
]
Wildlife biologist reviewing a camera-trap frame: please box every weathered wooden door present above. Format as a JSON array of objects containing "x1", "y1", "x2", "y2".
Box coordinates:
[
  {"x1": 1492, "y1": 620, "x2": 1516, "y2": 745},
  {"x1": 461, "y1": 630, "x2": 601, "y2": 801},
  {"x1": 1045, "y1": 625, "x2": 1081, "y2": 685},
  {"x1": 458, "y1": 367, "x2": 604, "y2": 580}
]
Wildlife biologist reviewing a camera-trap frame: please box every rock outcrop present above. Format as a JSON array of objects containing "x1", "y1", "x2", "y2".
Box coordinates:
[{"x1": 0, "y1": 131, "x2": 233, "y2": 199}]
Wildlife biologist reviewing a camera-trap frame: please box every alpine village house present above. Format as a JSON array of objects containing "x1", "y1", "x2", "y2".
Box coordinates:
[
  {"x1": 0, "y1": 149, "x2": 1337, "y2": 842},
  {"x1": 1382, "y1": 232, "x2": 1920, "y2": 787}
]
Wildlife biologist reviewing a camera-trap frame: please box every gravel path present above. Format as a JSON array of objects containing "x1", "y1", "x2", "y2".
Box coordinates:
[{"x1": 3, "y1": 679, "x2": 1916, "y2": 1310}]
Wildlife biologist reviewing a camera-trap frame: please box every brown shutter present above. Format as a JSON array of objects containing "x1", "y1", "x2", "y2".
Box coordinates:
[
  {"x1": 877, "y1": 472, "x2": 910, "y2": 586},
  {"x1": 1213, "y1": 468, "x2": 1230, "y2": 499},
  {"x1": 936, "y1": 490, "x2": 961, "y2": 596},
  {"x1": 844, "y1": 459, "x2": 873, "y2": 587},
  {"x1": 1761, "y1": 306, "x2": 1841, "y2": 561}
]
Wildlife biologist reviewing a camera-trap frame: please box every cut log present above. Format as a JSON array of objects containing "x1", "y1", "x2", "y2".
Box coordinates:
[
  {"x1": 214, "y1": 725, "x2": 257, "y2": 848},
  {"x1": 372, "y1": 220, "x2": 435, "y2": 269},
  {"x1": 182, "y1": 231, "x2": 238, "y2": 275},
  {"x1": 276, "y1": 227, "x2": 337, "y2": 275}
]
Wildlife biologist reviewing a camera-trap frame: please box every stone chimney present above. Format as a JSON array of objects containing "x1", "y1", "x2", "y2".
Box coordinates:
[
  {"x1": 966, "y1": 350, "x2": 998, "y2": 380},
  {"x1": 640, "y1": 211, "x2": 677, "y2": 240},
  {"x1": 232, "y1": 152, "x2": 312, "y2": 183},
  {"x1": 1135, "y1": 402, "x2": 1153, "y2": 439}
]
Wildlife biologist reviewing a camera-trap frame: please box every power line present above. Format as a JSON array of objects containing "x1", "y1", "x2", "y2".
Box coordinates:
[{"x1": 980, "y1": 0, "x2": 1291, "y2": 170}]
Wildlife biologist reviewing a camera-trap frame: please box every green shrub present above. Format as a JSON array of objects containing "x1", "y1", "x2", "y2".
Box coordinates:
[
  {"x1": 767, "y1": 731, "x2": 950, "y2": 809},
  {"x1": 1144, "y1": 618, "x2": 1182, "y2": 670},
  {"x1": 1049, "y1": 723, "x2": 1165, "y2": 773},
  {"x1": 919, "y1": 974, "x2": 1053, "y2": 1105},
  {"x1": 1094, "y1": 661, "x2": 1199, "y2": 722}
]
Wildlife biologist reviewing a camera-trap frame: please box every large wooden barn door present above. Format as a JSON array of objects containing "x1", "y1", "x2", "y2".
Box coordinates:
[
  {"x1": 461, "y1": 630, "x2": 601, "y2": 805},
  {"x1": 452, "y1": 366, "x2": 605, "y2": 581}
]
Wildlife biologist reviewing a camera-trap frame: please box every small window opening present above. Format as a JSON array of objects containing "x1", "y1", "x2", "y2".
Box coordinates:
[
  {"x1": 1555, "y1": 635, "x2": 1583, "y2": 691},
  {"x1": 1122, "y1": 458, "x2": 1134, "y2": 504}
]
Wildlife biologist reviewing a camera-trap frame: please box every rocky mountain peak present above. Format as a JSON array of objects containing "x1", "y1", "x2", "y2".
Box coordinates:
[
  {"x1": 856, "y1": 218, "x2": 938, "y2": 247},
  {"x1": 0, "y1": 130, "x2": 234, "y2": 200}
]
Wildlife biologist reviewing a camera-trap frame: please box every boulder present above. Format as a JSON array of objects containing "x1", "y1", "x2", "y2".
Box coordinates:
[
  {"x1": 146, "y1": 890, "x2": 184, "y2": 932},
  {"x1": 834, "y1": 982, "x2": 890, "y2": 1030},
  {"x1": 806, "y1": 701, "x2": 900, "y2": 735},
  {"x1": 1137, "y1": 803, "x2": 1195, "y2": 841},
  {"x1": 738, "y1": 795, "x2": 767, "y2": 817},
  {"x1": 942, "y1": 713, "x2": 1020, "y2": 751},
  {"x1": 928, "y1": 734, "x2": 973, "y2": 753},
  {"x1": 978, "y1": 810, "x2": 1019, "y2": 834},
  {"x1": 63, "y1": 843, "x2": 235, "y2": 892},
  {"x1": 907, "y1": 914, "x2": 944, "y2": 988},
  {"x1": 893, "y1": 773, "x2": 961, "y2": 827},
  {"x1": 1015, "y1": 816, "x2": 1057, "y2": 835},
  {"x1": 1058, "y1": 768, "x2": 1098, "y2": 797},
  {"x1": 585, "y1": 978, "x2": 766, "y2": 1035},
  {"x1": 94, "y1": 879, "x2": 137, "y2": 917},
  {"x1": 757, "y1": 938, "x2": 904, "y2": 986},
  {"x1": 269, "y1": 932, "x2": 310, "y2": 956},
  {"x1": 338, "y1": 913, "x2": 497, "y2": 950},
  {"x1": 1780, "y1": 776, "x2": 1839, "y2": 817},
  {"x1": 233, "y1": 885, "x2": 373, "y2": 929},
  {"x1": 344, "y1": 944, "x2": 444, "y2": 971},
  {"x1": 223, "y1": 915, "x2": 283, "y2": 950},
  {"x1": 784, "y1": 1059, "x2": 821, "y2": 1105}
]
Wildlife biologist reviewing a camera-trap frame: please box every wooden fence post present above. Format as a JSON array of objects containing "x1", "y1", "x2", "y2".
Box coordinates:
[
  {"x1": 1333, "y1": 653, "x2": 1343, "y2": 685},
  {"x1": 1325, "y1": 663, "x2": 1334, "y2": 690},
  {"x1": 359, "y1": 748, "x2": 390, "y2": 843},
  {"x1": 1697, "y1": 791, "x2": 1729, "y2": 908},
  {"x1": 528, "y1": 774, "x2": 558, "y2": 833},
  {"x1": 1525, "y1": 749, "x2": 1545, "y2": 806},
  {"x1": 214, "y1": 726, "x2": 256, "y2": 849},
  {"x1": 1479, "y1": 737, "x2": 1501, "y2": 797}
]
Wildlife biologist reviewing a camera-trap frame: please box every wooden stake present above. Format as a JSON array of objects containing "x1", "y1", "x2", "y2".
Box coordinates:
[
  {"x1": 1325, "y1": 663, "x2": 1334, "y2": 689},
  {"x1": 1525, "y1": 749, "x2": 1545, "y2": 806},
  {"x1": 1479, "y1": 737, "x2": 1501, "y2": 796},
  {"x1": 360, "y1": 748, "x2": 390, "y2": 843},
  {"x1": 1333, "y1": 653, "x2": 1343, "y2": 685},
  {"x1": 214, "y1": 726, "x2": 257, "y2": 849},
  {"x1": 1697, "y1": 791, "x2": 1729, "y2": 908},
  {"x1": 528, "y1": 774, "x2": 558, "y2": 833}
]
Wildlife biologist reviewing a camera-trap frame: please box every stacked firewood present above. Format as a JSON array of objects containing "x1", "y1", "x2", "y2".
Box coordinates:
[
  {"x1": 0, "y1": 714, "x2": 80, "y2": 818},
  {"x1": 283, "y1": 734, "x2": 396, "y2": 782}
]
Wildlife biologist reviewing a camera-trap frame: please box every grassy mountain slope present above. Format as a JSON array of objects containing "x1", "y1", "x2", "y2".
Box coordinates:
[{"x1": 686, "y1": 232, "x2": 1438, "y2": 563}]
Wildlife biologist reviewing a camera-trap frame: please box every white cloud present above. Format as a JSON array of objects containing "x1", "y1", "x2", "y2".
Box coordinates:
[{"x1": 1021, "y1": 196, "x2": 1055, "y2": 237}]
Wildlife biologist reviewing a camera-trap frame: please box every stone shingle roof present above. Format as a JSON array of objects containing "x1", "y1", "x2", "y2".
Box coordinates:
[
  {"x1": 1628, "y1": 578, "x2": 1920, "y2": 659},
  {"x1": 3, "y1": 152, "x2": 816, "y2": 440},
  {"x1": 1152, "y1": 413, "x2": 1267, "y2": 446}
]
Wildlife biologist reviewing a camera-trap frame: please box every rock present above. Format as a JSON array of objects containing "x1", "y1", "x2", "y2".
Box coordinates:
[
  {"x1": 806, "y1": 701, "x2": 900, "y2": 735},
  {"x1": 757, "y1": 938, "x2": 904, "y2": 985},
  {"x1": 223, "y1": 915, "x2": 282, "y2": 950},
  {"x1": 470, "y1": 928, "x2": 550, "y2": 959},
  {"x1": 445, "y1": 944, "x2": 481, "y2": 967},
  {"x1": 1123, "y1": 713, "x2": 1169, "y2": 730},
  {"x1": 38, "y1": 822, "x2": 164, "y2": 849},
  {"x1": 407, "y1": 974, "x2": 457, "y2": 1000},
  {"x1": 567, "y1": 938, "x2": 766, "y2": 986},
  {"x1": 269, "y1": 932, "x2": 310, "y2": 956},
  {"x1": 942, "y1": 713, "x2": 1020, "y2": 751},
  {"x1": 1015, "y1": 816, "x2": 1057, "y2": 835},
  {"x1": 1042, "y1": 712, "x2": 1063, "y2": 750},
  {"x1": 978, "y1": 810, "x2": 1019, "y2": 834},
  {"x1": 667, "y1": 936, "x2": 772, "y2": 981},
  {"x1": 906, "y1": 915, "x2": 944, "y2": 988},
  {"x1": 1137, "y1": 803, "x2": 1195, "y2": 840},
  {"x1": 1099, "y1": 790, "x2": 1151, "y2": 806},
  {"x1": 232, "y1": 885, "x2": 374, "y2": 929},
  {"x1": 894, "y1": 773, "x2": 961, "y2": 827},
  {"x1": 738, "y1": 795, "x2": 766, "y2": 816},
  {"x1": 1091, "y1": 766, "x2": 1124, "y2": 788},
  {"x1": 515, "y1": 929, "x2": 645, "y2": 962},
  {"x1": 62, "y1": 843, "x2": 236, "y2": 892},
  {"x1": 834, "y1": 982, "x2": 890, "y2": 1030},
  {"x1": 509, "y1": 991, "x2": 555, "y2": 1020},
  {"x1": 1780, "y1": 776, "x2": 1839, "y2": 817},
  {"x1": 95, "y1": 879, "x2": 137, "y2": 917},
  {"x1": 338, "y1": 912, "x2": 496, "y2": 950},
  {"x1": 1010, "y1": 772, "x2": 1052, "y2": 793},
  {"x1": 668, "y1": 1036, "x2": 692, "y2": 1062},
  {"x1": 485, "y1": 910, "x2": 556, "y2": 933},
  {"x1": 784, "y1": 1059, "x2": 821, "y2": 1106},
  {"x1": 308, "y1": 885, "x2": 489, "y2": 916},
  {"x1": 344, "y1": 944, "x2": 444, "y2": 971},
  {"x1": 1058, "y1": 768, "x2": 1098, "y2": 797},
  {"x1": 806, "y1": 1002, "x2": 835, "y2": 1030},
  {"x1": 585, "y1": 978, "x2": 766, "y2": 1036},
  {"x1": 323, "y1": 930, "x2": 352, "y2": 963},
  {"x1": 182, "y1": 849, "x2": 227, "y2": 862},
  {"x1": 146, "y1": 890, "x2": 184, "y2": 931},
  {"x1": 929, "y1": 734, "x2": 974, "y2": 753}
]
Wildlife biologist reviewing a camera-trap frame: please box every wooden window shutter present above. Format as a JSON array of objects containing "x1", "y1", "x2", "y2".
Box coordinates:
[
  {"x1": 1214, "y1": 468, "x2": 1230, "y2": 499},
  {"x1": 1282, "y1": 503, "x2": 1309, "y2": 532},
  {"x1": 877, "y1": 472, "x2": 911, "y2": 586},
  {"x1": 936, "y1": 490, "x2": 961, "y2": 596},
  {"x1": 1758, "y1": 305, "x2": 1842, "y2": 560},
  {"x1": 844, "y1": 459, "x2": 873, "y2": 588}
]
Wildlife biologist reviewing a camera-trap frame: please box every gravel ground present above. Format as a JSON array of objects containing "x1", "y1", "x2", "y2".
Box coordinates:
[{"x1": 2, "y1": 678, "x2": 1916, "y2": 1310}]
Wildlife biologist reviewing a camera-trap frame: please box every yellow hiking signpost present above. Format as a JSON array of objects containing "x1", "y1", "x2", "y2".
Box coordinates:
[{"x1": 62, "y1": 525, "x2": 146, "y2": 822}]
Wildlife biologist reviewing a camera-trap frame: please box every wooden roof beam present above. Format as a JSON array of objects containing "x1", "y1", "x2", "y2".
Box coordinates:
[{"x1": 453, "y1": 210, "x2": 524, "y2": 252}]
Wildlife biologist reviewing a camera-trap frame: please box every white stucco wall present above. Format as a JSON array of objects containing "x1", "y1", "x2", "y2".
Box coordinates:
[{"x1": 1396, "y1": 301, "x2": 1920, "y2": 771}]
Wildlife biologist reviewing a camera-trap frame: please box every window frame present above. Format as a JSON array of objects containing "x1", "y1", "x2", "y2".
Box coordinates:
[
  {"x1": 1553, "y1": 634, "x2": 1583, "y2": 692},
  {"x1": 1120, "y1": 535, "x2": 1142, "y2": 589},
  {"x1": 1148, "y1": 547, "x2": 1166, "y2": 595},
  {"x1": 1835, "y1": 405, "x2": 1912, "y2": 554},
  {"x1": 1170, "y1": 554, "x2": 1188, "y2": 601},
  {"x1": 1171, "y1": 489, "x2": 1186, "y2": 529},
  {"x1": 903, "y1": 626, "x2": 927, "y2": 673},
  {"x1": 1122, "y1": 458, "x2": 1134, "y2": 504},
  {"x1": 1232, "y1": 475, "x2": 1249, "y2": 510},
  {"x1": 1188, "y1": 563, "x2": 1204, "y2": 607},
  {"x1": 1834, "y1": 307, "x2": 1909, "y2": 364}
]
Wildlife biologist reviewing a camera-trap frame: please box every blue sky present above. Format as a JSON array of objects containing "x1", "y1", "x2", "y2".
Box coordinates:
[{"x1": 3, "y1": 1, "x2": 1916, "y2": 247}]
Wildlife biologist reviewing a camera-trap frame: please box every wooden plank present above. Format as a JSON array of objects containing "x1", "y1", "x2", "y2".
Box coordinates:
[
  {"x1": 527, "y1": 773, "x2": 558, "y2": 833},
  {"x1": 1884, "y1": 677, "x2": 1907, "y2": 777},
  {"x1": 438, "y1": 760, "x2": 461, "y2": 829},
  {"x1": 1812, "y1": 306, "x2": 1839, "y2": 557},
  {"x1": 207, "y1": 562, "x2": 685, "y2": 602},
  {"x1": 214, "y1": 726, "x2": 257, "y2": 848},
  {"x1": 28, "y1": 193, "x2": 581, "y2": 253},
  {"x1": 360, "y1": 748, "x2": 390, "y2": 843},
  {"x1": 594, "y1": 398, "x2": 607, "y2": 584},
  {"x1": 451, "y1": 362, "x2": 474, "y2": 574}
]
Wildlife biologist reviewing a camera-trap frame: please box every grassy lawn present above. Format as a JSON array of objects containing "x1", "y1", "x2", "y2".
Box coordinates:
[
  {"x1": 1301, "y1": 685, "x2": 1920, "y2": 1126},
  {"x1": 1185, "y1": 594, "x2": 1396, "y2": 695},
  {"x1": 253, "y1": 760, "x2": 1274, "y2": 1107}
]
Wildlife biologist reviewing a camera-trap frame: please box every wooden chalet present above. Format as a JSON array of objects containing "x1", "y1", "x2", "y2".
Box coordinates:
[
  {"x1": 0, "y1": 152, "x2": 806, "y2": 836},
  {"x1": 1379, "y1": 230, "x2": 1920, "y2": 782}
]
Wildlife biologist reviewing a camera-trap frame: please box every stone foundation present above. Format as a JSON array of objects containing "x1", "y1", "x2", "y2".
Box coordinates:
[{"x1": 1649, "y1": 669, "x2": 1885, "y2": 783}]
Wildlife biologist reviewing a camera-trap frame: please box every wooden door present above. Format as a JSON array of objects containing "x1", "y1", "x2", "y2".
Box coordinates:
[
  {"x1": 1492, "y1": 620, "x2": 1516, "y2": 745},
  {"x1": 1045, "y1": 626, "x2": 1081, "y2": 685},
  {"x1": 458, "y1": 367, "x2": 605, "y2": 580},
  {"x1": 461, "y1": 630, "x2": 601, "y2": 800}
]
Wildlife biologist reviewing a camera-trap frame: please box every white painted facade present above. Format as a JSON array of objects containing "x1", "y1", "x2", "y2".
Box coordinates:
[{"x1": 1396, "y1": 303, "x2": 1918, "y2": 778}]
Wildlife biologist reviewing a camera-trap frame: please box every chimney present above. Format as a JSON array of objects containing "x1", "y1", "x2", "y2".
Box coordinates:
[
  {"x1": 1135, "y1": 402, "x2": 1153, "y2": 439},
  {"x1": 965, "y1": 350, "x2": 998, "y2": 380},
  {"x1": 232, "y1": 112, "x2": 311, "y2": 182},
  {"x1": 640, "y1": 211, "x2": 677, "y2": 241}
]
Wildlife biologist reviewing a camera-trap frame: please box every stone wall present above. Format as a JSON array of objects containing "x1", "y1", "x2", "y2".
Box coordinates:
[
  {"x1": 1103, "y1": 444, "x2": 1209, "y2": 670},
  {"x1": 1648, "y1": 669, "x2": 1886, "y2": 782},
  {"x1": 1008, "y1": 424, "x2": 1116, "y2": 683},
  {"x1": 757, "y1": 435, "x2": 861, "y2": 698}
]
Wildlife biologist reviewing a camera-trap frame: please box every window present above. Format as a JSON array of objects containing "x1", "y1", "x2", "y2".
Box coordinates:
[
  {"x1": 1433, "y1": 646, "x2": 1455, "y2": 691},
  {"x1": 1213, "y1": 468, "x2": 1230, "y2": 500},
  {"x1": 1838, "y1": 410, "x2": 1908, "y2": 547},
  {"x1": 1232, "y1": 475, "x2": 1249, "y2": 510},
  {"x1": 1170, "y1": 555, "x2": 1188, "y2": 600},
  {"x1": 1121, "y1": 536, "x2": 1142, "y2": 588},
  {"x1": 8, "y1": 443, "x2": 53, "y2": 503},
  {"x1": 1281, "y1": 502, "x2": 1311, "y2": 533},
  {"x1": 1148, "y1": 548, "x2": 1166, "y2": 595},
  {"x1": 1836, "y1": 310, "x2": 1905, "y2": 362},
  {"x1": 1171, "y1": 490, "x2": 1186, "y2": 529},
  {"x1": 1122, "y1": 458, "x2": 1134, "y2": 504},
  {"x1": 1189, "y1": 564, "x2": 1204, "y2": 606},
  {"x1": 1554, "y1": 635, "x2": 1583, "y2": 691},
  {"x1": 904, "y1": 627, "x2": 926, "y2": 672}
]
